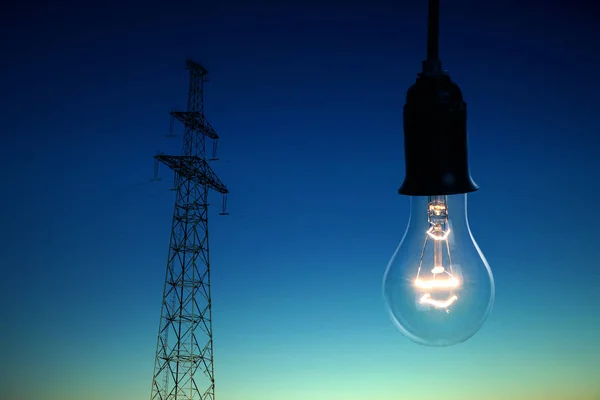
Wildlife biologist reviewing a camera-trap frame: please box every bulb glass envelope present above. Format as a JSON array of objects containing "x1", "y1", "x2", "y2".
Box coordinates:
[{"x1": 383, "y1": 193, "x2": 494, "y2": 346}]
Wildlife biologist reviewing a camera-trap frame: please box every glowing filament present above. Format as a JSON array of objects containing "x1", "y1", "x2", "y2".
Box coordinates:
[
  {"x1": 419, "y1": 293, "x2": 458, "y2": 309},
  {"x1": 414, "y1": 277, "x2": 459, "y2": 289},
  {"x1": 431, "y1": 266, "x2": 445, "y2": 274},
  {"x1": 427, "y1": 226, "x2": 450, "y2": 240},
  {"x1": 416, "y1": 198, "x2": 459, "y2": 311},
  {"x1": 428, "y1": 204, "x2": 447, "y2": 216}
]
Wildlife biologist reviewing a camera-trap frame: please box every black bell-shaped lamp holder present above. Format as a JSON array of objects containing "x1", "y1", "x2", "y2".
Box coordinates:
[{"x1": 398, "y1": 0, "x2": 478, "y2": 196}]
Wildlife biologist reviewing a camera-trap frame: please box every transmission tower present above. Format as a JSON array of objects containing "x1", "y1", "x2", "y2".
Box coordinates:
[{"x1": 150, "y1": 59, "x2": 229, "y2": 400}]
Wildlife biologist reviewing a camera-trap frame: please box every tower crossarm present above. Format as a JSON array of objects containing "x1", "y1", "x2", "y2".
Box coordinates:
[
  {"x1": 170, "y1": 111, "x2": 220, "y2": 140},
  {"x1": 186, "y1": 59, "x2": 209, "y2": 77},
  {"x1": 155, "y1": 154, "x2": 229, "y2": 194}
]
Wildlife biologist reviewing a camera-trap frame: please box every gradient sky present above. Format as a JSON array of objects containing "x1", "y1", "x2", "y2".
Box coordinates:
[{"x1": 1, "y1": 0, "x2": 599, "y2": 399}]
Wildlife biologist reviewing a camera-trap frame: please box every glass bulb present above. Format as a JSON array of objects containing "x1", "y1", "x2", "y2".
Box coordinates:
[{"x1": 383, "y1": 193, "x2": 494, "y2": 346}]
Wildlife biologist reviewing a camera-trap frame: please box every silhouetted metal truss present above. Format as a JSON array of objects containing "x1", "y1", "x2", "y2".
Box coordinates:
[
  {"x1": 150, "y1": 59, "x2": 228, "y2": 400},
  {"x1": 169, "y1": 112, "x2": 220, "y2": 140},
  {"x1": 154, "y1": 155, "x2": 228, "y2": 195}
]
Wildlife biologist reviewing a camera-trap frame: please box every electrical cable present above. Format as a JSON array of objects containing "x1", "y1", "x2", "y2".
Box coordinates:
[{"x1": 427, "y1": 0, "x2": 440, "y2": 62}]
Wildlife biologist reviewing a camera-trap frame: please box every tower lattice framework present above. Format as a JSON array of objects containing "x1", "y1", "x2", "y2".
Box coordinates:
[{"x1": 151, "y1": 59, "x2": 228, "y2": 400}]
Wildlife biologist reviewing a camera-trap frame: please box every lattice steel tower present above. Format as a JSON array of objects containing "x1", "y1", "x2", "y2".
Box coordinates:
[{"x1": 150, "y1": 59, "x2": 229, "y2": 400}]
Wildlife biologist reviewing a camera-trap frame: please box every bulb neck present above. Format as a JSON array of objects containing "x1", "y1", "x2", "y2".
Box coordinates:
[{"x1": 408, "y1": 194, "x2": 469, "y2": 231}]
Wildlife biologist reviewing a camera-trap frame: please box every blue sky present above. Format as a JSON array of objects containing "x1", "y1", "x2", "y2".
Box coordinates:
[{"x1": 1, "y1": 0, "x2": 599, "y2": 399}]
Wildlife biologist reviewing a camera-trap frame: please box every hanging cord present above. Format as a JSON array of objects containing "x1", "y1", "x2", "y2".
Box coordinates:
[
  {"x1": 427, "y1": 0, "x2": 439, "y2": 61},
  {"x1": 422, "y1": 0, "x2": 443, "y2": 76}
]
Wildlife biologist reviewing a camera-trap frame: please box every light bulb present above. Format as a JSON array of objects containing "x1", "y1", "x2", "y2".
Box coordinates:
[{"x1": 383, "y1": 193, "x2": 494, "y2": 347}]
